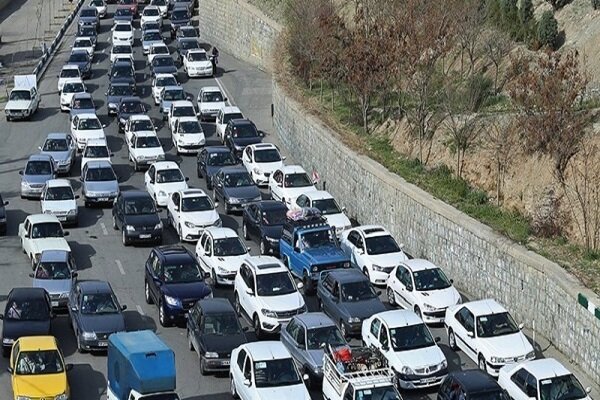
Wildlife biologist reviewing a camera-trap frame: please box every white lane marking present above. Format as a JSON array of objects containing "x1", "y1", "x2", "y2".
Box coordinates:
[
  {"x1": 215, "y1": 76, "x2": 235, "y2": 106},
  {"x1": 136, "y1": 305, "x2": 145, "y2": 316},
  {"x1": 115, "y1": 259, "x2": 125, "y2": 275},
  {"x1": 100, "y1": 222, "x2": 108, "y2": 236}
]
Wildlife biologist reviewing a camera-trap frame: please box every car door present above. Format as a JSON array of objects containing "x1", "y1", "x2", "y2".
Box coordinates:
[
  {"x1": 24, "y1": 220, "x2": 34, "y2": 256},
  {"x1": 113, "y1": 193, "x2": 124, "y2": 229},
  {"x1": 269, "y1": 170, "x2": 283, "y2": 201},
  {"x1": 188, "y1": 304, "x2": 202, "y2": 356},
  {"x1": 70, "y1": 285, "x2": 83, "y2": 334},
  {"x1": 172, "y1": 119, "x2": 180, "y2": 140},
  {"x1": 281, "y1": 319, "x2": 301, "y2": 361},
  {"x1": 351, "y1": 232, "x2": 368, "y2": 270},
  {"x1": 242, "y1": 146, "x2": 252, "y2": 171},
  {"x1": 319, "y1": 275, "x2": 337, "y2": 317},
  {"x1": 239, "y1": 353, "x2": 254, "y2": 400},
  {"x1": 66, "y1": 135, "x2": 76, "y2": 158},
  {"x1": 198, "y1": 148, "x2": 207, "y2": 177},
  {"x1": 392, "y1": 265, "x2": 414, "y2": 309},
  {"x1": 216, "y1": 109, "x2": 224, "y2": 139},
  {"x1": 145, "y1": 251, "x2": 162, "y2": 303},
  {"x1": 245, "y1": 204, "x2": 259, "y2": 239},
  {"x1": 145, "y1": 164, "x2": 156, "y2": 197},
  {"x1": 233, "y1": 349, "x2": 247, "y2": 395},
  {"x1": 196, "y1": 232, "x2": 209, "y2": 271},
  {"x1": 366, "y1": 317, "x2": 382, "y2": 348},
  {"x1": 203, "y1": 235, "x2": 215, "y2": 273},
  {"x1": 168, "y1": 192, "x2": 181, "y2": 228},
  {"x1": 213, "y1": 170, "x2": 224, "y2": 202},
  {"x1": 71, "y1": 116, "x2": 80, "y2": 139},
  {"x1": 288, "y1": 232, "x2": 307, "y2": 277},
  {"x1": 453, "y1": 306, "x2": 477, "y2": 361},
  {"x1": 237, "y1": 264, "x2": 254, "y2": 316}
]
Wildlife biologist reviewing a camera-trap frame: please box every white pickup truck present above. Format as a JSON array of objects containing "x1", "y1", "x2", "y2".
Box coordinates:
[
  {"x1": 5, "y1": 75, "x2": 41, "y2": 121},
  {"x1": 18, "y1": 214, "x2": 71, "y2": 269},
  {"x1": 322, "y1": 346, "x2": 402, "y2": 400}
]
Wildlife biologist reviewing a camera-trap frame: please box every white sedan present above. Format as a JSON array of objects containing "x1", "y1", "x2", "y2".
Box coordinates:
[
  {"x1": 112, "y1": 21, "x2": 134, "y2": 46},
  {"x1": 386, "y1": 259, "x2": 461, "y2": 323},
  {"x1": 60, "y1": 79, "x2": 86, "y2": 111},
  {"x1": 242, "y1": 143, "x2": 285, "y2": 186},
  {"x1": 151, "y1": 73, "x2": 178, "y2": 105},
  {"x1": 215, "y1": 106, "x2": 243, "y2": 142},
  {"x1": 19, "y1": 214, "x2": 71, "y2": 267},
  {"x1": 40, "y1": 179, "x2": 79, "y2": 226},
  {"x1": 70, "y1": 113, "x2": 105, "y2": 151},
  {"x1": 127, "y1": 131, "x2": 165, "y2": 171},
  {"x1": 171, "y1": 116, "x2": 205, "y2": 154},
  {"x1": 196, "y1": 86, "x2": 226, "y2": 121},
  {"x1": 167, "y1": 100, "x2": 196, "y2": 132},
  {"x1": 445, "y1": 299, "x2": 535, "y2": 376},
  {"x1": 183, "y1": 49, "x2": 214, "y2": 78},
  {"x1": 72, "y1": 37, "x2": 95, "y2": 58},
  {"x1": 498, "y1": 358, "x2": 592, "y2": 400},
  {"x1": 167, "y1": 189, "x2": 221, "y2": 242},
  {"x1": 110, "y1": 44, "x2": 134, "y2": 64},
  {"x1": 195, "y1": 227, "x2": 249, "y2": 286},
  {"x1": 57, "y1": 66, "x2": 81, "y2": 92},
  {"x1": 81, "y1": 138, "x2": 112, "y2": 174},
  {"x1": 362, "y1": 310, "x2": 448, "y2": 389},
  {"x1": 339, "y1": 225, "x2": 408, "y2": 285},
  {"x1": 141, "y1": 5, "x2": 162, "y2": 26},
  {"x1": 144, "y1": 161, "x2": 189, "y2": 206},
  {"x1": 268, "y1": 165, "x2": 317, "y2": 208},
  {"x1": 293, "y1": 190, "x2": 351, "y2": 236},
  {"x1": 147, "y1": 42, "x2": 170, "y2": 65}
]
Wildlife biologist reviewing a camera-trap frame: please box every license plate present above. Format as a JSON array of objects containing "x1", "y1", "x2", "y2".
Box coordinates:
[
  {"x1": 221, "y1": 360, "x2": 230, "y2": 366},
  {"x1": 140, "y1": 234, "x2": 151, "y2": 239},
  {"x1": 51, "y1": 301, "x2": 59, "y2": 307},
  {"x1": 98, "y1": 341, "x2": 108, "y2": 347},
  {"x1": 422, "y1": 377, "x2": 438, "y2": 384},
  {"x1": 98, "y1": 197, "x2": 109, "y2": 202}
]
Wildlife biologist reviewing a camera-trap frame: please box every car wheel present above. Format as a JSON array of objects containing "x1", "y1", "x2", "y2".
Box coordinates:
[
  {"x1": 448, "y1": 329, "x2": 458, "y2": 350},
  {"x1": 224, "y1": 203, "x2": 231, "y2": 215},
  {"x1": 230, "y1": 376, "x2": 239, "y2": 399},
  {"x1": 159, "y1": 300, "x2": 170, "y2": 327},
  {"x1": 187, "y1": 329, "x2": 194, "y2": 351},
  {"x1": 340, "y1": 320, "x2": 348, "y2": 339},
  {"x1": 177, "y1": 224, "x2": 183, "y2": 242},
  {"x1": 478, "y1": 354, "x2": 487, "y2": 372},
  {"x1": 1, "y1": 346, "x2": 9, "y2": 358},
  {"x1": 303, "y1": 271, "x2": 314, "y2": 295},
  {"x1": 303, "y1": 367, "x2": 314, "y2": 390},
  {"x1": 363, "y1": 267, "x2": 370, "y2": 282},
  {"x1": 414, "y1": 305, "x2": 422, "y2": 319},
  {"x1": 234, "y1": 293, "x2": 241, "y2": 315},
  {"x1": 200, "y1": 357, "x2": 208, "y2": 376},
  {"x1": 76, "y1": 331, "x2": 86, "y2": 354},
  {"x1": 259, "y1": 240, "x2": 266, "y2": 255},
  {"x1": 197, "y1": 167, "x2": 202, "y2": 178},
  {"x1": 253, "y1": 314, "x2": 263, "y2": 340},
  {"x1": 387, "y1": 287, "x2": 396, "y2": 306},
  {"x1": 145, "y1": 280, "x2": 154, "y2": 304},
  {"x1": 242, "y1": 221, "x2": 249, "y2": 240},
  {"x1": 112, "y1": 215, "x2": 118, "y2": 230},
  {"x1": 122, "y1": 230, "x2": 130, "y2": 246},
  {"x1": 211, "y1": 268, "x2": 220, "y2": 289}
]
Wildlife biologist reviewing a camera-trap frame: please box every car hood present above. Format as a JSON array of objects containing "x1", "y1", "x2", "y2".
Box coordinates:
[
  {"x1": 254, "y1": 161, "x2": 283, "y2": 174},
  {"x1": 390, "y1": 344, "x2": 445, "y2": 370},
  {"x1": 209, "y1": 254, "x2": 247, "y2": 273},
  {"x1": 231, "y1": 136, "x2": 262, "y2": 148},
  {"x1": 23, "y1": 174, "x2": 52, "y2": 185},
  {"x1": 79, "y1": 312, "x2": 125, "y2": 333},
  {"x1": 12, "y1": 373, "x2": 68, "y2": 399},
  {"x1": 200, "y1": 333, "x2": 247, "y2": 354},
  {"x1": 261, "y1": 224, "x2": 283, "y2": 239},
  {"x1": 153, "y1": 65, "x2": 178, "y2": 74},
  {"x1": 199, "y1": 101, "x2": 225, "y2": 111},
  {"x1": 163, "y1": 281, "x2": 211, "y2": 300},
  {"x1": 280, "y1": 187, "x2": 316, "y2": 202},
  {"x1": 416, "y1": 286, "x2": 461, "y2": 309},
  {"x1": 79, "y1": 16, "x2": 97, "y2": 22},
  {"x1": 107, "y1": 94, "x2": 125, "y2": 106},
  {"x1": 182, "y1": 210, "x2": 219, "y2": 225},
  {"x1": 258, "y1": 292, "x2": 304, "y2": 312},
  {"x1": 303, "y1": 246, "x2": 349, "y2": 265},
  {"x1": 70, "y1": 108, "x2": 96, "y2": 118},
  {"x1": 2, "y1": 319, "x2": 51, "y2": 340},
  {"x1": 306, "y1": 349, "x2": 326, "y2": 368},
  {"x1": 339, "y1": 298, "x2": 386, "y2": 319},
  {"x1": 33, "y1": 278, "x2": 72, "y2": 295},
  {"x1": 77, "y1": 129, "x2": 105, "y2": 139},
  {"x1": 224, "y1": 185, "x2": 261, "y2": 200},
  {"x1": 256, "y1": 384, "x2": 309, "y2": 399},
  {"x1": 42, "y1": 199, "x2": 77, "y2": 212},
  {"x1": 177, "y1": 133, "x2": 205, "y2": 144},
  {"x1": 68, "y1": 61, "x2": 89, "y2": 69},
  {"x1": 323, "y1": 213, "x2": 351, "y2": 229},
  {"x1": 5, "y1": 100, "x2": 32, "y2": 110},
  {"x1": 368, "y1": 252, "x2": 409, "y2": 267},
  {"x1": 85, "y1": 180, "x2": 119, "y2": 193},
  {"x1": 480, "y1": 332, "x2": 534, "y2": 358},
  {"x1": 31, "y1": 238, "x2": 71, "y2": 254},
  {"x1": 123, "y1": 213, "x2": 160, "y2": 227},
  {"x1": 134, "y1": 147, "x2": 165, "y2": 157},
  {"x1": 40, "y1": 150, "x2": 70, "y2": 162}
]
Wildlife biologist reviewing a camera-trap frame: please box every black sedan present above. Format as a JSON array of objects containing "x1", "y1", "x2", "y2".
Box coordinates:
[
  {"x1": 187, "y1": 298, "x2": 247, "y2": 375},
  {"x1": 112, "y1": 190, "x2": 163, "y2": 246},
  {"x1": 242, "y1": 200, "x2": 288, "y2": 255},
  {"x1": 223, "y1": 119, "x2": 264, "y2": 159},
  {"x1": 108, "y1": 61, "x2": 136, "y2": 88},
  {"x1": 117, "y1": 97, "x2": 147, "y2": 132},
  {"x1": 0, "y1": 287, "x2": 53, "y2": 357},
  {"x1": 151, "y1": 55, "x2": 178, "y2": 76},
  {"x1": 212, "y1": 166, "x2": 262, "y2": 214},
  {"x1": 0, "y1": 193, "x2": 8, "y2": 235},
  {"x1": 196, "y1": 146, "x2": 238, "y2": 189},
  {"x1": 67, "y1": 50, "x2": 92, "y2": 79},
  {"x1": 68, "y1": 280, "x2": 127, "y2": 353},
  {"x1": 106, "y1": 82, "x2": 136, "y2": 115}
]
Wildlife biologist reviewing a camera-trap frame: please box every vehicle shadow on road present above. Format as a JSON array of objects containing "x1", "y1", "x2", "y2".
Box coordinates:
[
  {"x1": 69, "y1": 363, "x2": 107, "y2": 400},
  {"x1": 69, "y1": 241, "x2": 97, "y2": 270},
  {"x1": 124, "y1": 309, "x2": 157, "y2": 332},
  {"x1": 4, "y1": 208, "x2": 28, "y2": 236}
]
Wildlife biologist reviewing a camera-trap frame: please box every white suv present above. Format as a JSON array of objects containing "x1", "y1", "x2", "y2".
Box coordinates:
[
  {"x1": 196, "y1": 227, "x2": 248, "y2": 286},
  {"x1": 167, "y1": 189, "x2": 221, "y2": 242},
  {"x1": 234, "y1": 256, "x2": 306, "y2": 338},
  {"x1": 293, "y1": 190, "x2": 351, "y2": 237},
  {"x1": 241, "y1": 143, "x2": 285, "y2": 186}
]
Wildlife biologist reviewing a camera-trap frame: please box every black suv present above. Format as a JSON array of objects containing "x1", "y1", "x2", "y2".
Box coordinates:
[
  {"x1": 437, "y1": 370, "x2": 509, "y2": 400},
  {"x1": 117, "y1": 96, "x2": 147, "y2": 132},
  {"x1": 242, "y1": 200, "x2": 288, "y2": 255},
  {"x1": 108, "y1": 61, "x2": 136, "y2": 88},
  {"x1": 223, "y1": 119, "x2": 263, "y2": 159},
  {"x1": 112, "y1": 190, "x2": 163, "y2": 246},
  {"x1": 196, "y1": 146, "x2": 238, "y2": 188}
]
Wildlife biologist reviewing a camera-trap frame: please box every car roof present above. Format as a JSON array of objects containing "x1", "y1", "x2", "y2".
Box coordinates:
[
  {"x1": 143, "y1": 29, "x2": 161, "y2": 35},
  {"x1": 121, "y1": 190, "x2": 153, "y2": 200},
  {"x1": 205, "y1": 227, "x2": 239, "y2": 239},
  {"x1": 279, "y1": 165, "x2": 306, "y2": 174},
  {"x1": 205, "y1": 146, "x2": 230, "y2": 153},
  {"x1": 155, "y1": 73, "x2": 176, "y2": 79},
  {"x1": 294, "y1": 312, "x2": 335, "y2": 329},
  {"x1": 78, "y1": 280, "x2": 113, "y2": 293},
  {"x1": 153, "y1": 161, "x2": 180, "y2": 170},
  {"x1": 17, "y1": 336, "x2": 58, "y2": 352},
  {"x1": 401, "y1": 259, "x2": 439, "y2": 272},
  {"x1": 109, "y1": 81, "x2": 133, "y2": 87},
  {"x1": 220, "y1": 105, "x2": 242, "y2": 114},
  {"x1": 133, "y1": 131, "x2": 158, "y2": 138},
  {"x1": 218, "y1": 166, "x2": 248, "y2": 174},
  {"x1": 375, "y1": 310, "x2": 423, "y2": 327},
  {"x1": 249, "y1": 143, "x2": 276, "y2": 151},
  {"x1": 328, "y1": 268, "x2": 368, "y2": 284},
  {"x1": 243, "y1": 341, "x2": 290, "y2": 361},
  {"x1": 119, "y1": 96, "x2": 142, "y2": 103},
  {"x1": 70, "y1": 49, "x2": 90, "y2": 56},
  {"x1": 9, "y1": 287, "x2": 49, "y2": 301},
  {"x1": 354, "y1": 225, "x2": 390, "y2": 238},
  {"x1": 45, "y1": 179, "x2": 72, "y2": 188},
  {"x1": 40, "y1": 249, "x2": 70, "y2": 263},
  {"x1": 199, "y1": 298, "x2": 235, "y2": 314},
  {"x1": 172, "y1": 100, "x2": 194, "y2": 107},
  {"x1": 155, "y1": 245, "x2": 195, "y2": 261},
  {"x1": 449, "y1": 370, "x2": 501, "y2": 392},
  {"x1": 187, "y1": 49, "x2": 207, "y2": 54},
  {"x1": 230, "y1": 119, "x2": 254, "y2": 127},
  {"x1": 180, "y1": 188, "x2": 208, "y2": 198},
  {"x1": 129, "y1": 114, "x2": 152, "y2": 121},
  {"x1": 45, "y1": 132, "x2": 70, "y2": 140},
  {"x1": 26, "y1": 213, "x2": 61, "y2": 224},
  {"x1": 163, "y1": 85, "x2": 183, "y2": 91},
  {"x1": 73, "y1": 92, "x2": 93, "y2": 100},
  {"x1": 61, "y1": 64, "x2": 80, "y2": 71},
  {"x1": 85, "y1": 160, "x2": 113, "y2": 169},
  {"x1": 464, "y1": 299, "x2": 507, "y2": 316},
  {"x1": 201, "y1": 86, "x2": 220, "y2": 93},
  {"x1": 520, "y1": 358, "x2": 572, "y2": 379},
  {"x1": 302, "y1": 190, "x2": 334, "y2": 201},
  {"x1": 75, "y1": 113, "x2": 99, "y2": 120},
  {"x1": 177, "y1": 116, "x2": 200, "y2": 123},
  {"x1": 28, "y1": 153, "x2": 54, "y2": 162},
  {"x1": 85, "y1": 138, "x2": 107, "y2": 146},
  {"x1": 245, "y1": 256, "x2": 286, "y2": 275},
  {"x1": 255, "y1": 200, "x2": 288, "y2": 211}
]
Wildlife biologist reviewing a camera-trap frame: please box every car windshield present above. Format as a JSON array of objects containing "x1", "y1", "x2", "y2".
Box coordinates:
[
  {"x1": 25, "y1": 161, "x2": 52, "y2": 175},
  {"x1": 470, "y1": 391, "x2": 509, "y2": 400},
  {"x1": 69, "y1": 52, "x2": 88, "y2": 62},
  {"x1": 83, "y1": 145, "x2": 109, "y2": 157},
  {"x1": 163, "y1": 262, "x2": 202, "y2": 283},
  {"x1": 284, "y1": 173, "x2": 312, "y2": 188},
  {"x1": 163, "y1": 89, "x2": 185, "y2": 101},
  {"x1": 60, "y1": 69, "x2": 79, "y2": 78},
  {"x1": 72, "y1": 98, "x2": 94, "y2": 110},
  {"x1": 313, "y1": 198, "x2": 341, "y2": 215},
  {"x1": 43, "y1": 138, "x2": 69, "y2": 152},
  {"x1": 120, "y1": 101, "x2": 144, "y2": 113},
  {"x1": 9, "y1": 90, "x2": 31, "y2": 101},
  {"x1": 307, "y1": 326, "x2": 346, "y2": 350},
  {"x1": 152, "y1": 45, "x2": 169, "y2": 55},
  {"x1": 81, "y1": 292, "x2": 119, "y2": 314},
  {"x1": 262, "y1": 209, "x2": 287, "y2": 225},
  {"x1": 231, "y1": 125, "x2": 258, "y2": 138},
  {"x1": 253, "y1": 149, "x2": 280, "y2": 163},
  {"x1": 16, "y1": 350, "x2": 64, "y2": 375},
  {"x1": 539, "y1": 374, "x2": 588, "y2": 400},
  {"x1": 78, "y1": 118, "x2": 102, "y2": 130},
  {"x1": 31, "y1": 222, "x2": 63, "y2": 238},
  {"x1": 223, "y1": 112, "x2": 244, "y2": 124},
  {"x1": 181, "y1": 196, "x2": 212, "y2": 212},
  {"x1": 476, "y1": 312, "x2": 520, "y2": 338},
  {"x1": 256, "y1": 271, "x2": 296, "y2": 297},
  {"x1": 5, "y1": 297, "x2": 50, "y2": 320},
  {"x1": 156, "y1": 76, "x2": 177, "y2": 87},
  {"x1": 125, "y1": 198, "x2": 156, "y2": 215},
  {"x1": 355, "y1": 386, "x2": 401, "y2": 400},
  {"x1": 45, "y1": 187, "x2": 74, "y2": 201},
  {"x1": 254, "y1": 358, "x2": 301, "y2": 388},
  {"x1": 180, "y1": 28, "x2": 196, "y2": 37},
  {"x1": 136, "y1": 136, "x2": 161, "y2": 148},
  {"x1": 300, "y1": 229, "x2": 335, "y2": 248},
  {"x1": 63, "y1": 82, "x2": 85, "y2": 93},
  {"x1": 341, "y1": 281, "x2": 377, "y2": 302},
  {"x1": 154, "y1": 56, "x2": 175, "y2": 66},
  {"x1": 365, "y1": 235, "x2": 401, "y2": 255},
  {"x1": 390, "y1": 323, "x2": 435, "y2": 351},
  {"x1": 156, "y1": 169, "x2": 184, "y2": 183},
  {"x1": 113, "y1": 45, "x2": 132, "y2": 54},
  {"x1": 223, "y1": 172, "x2": 253, "y2": 187},
  {"x1": 173, "y1": 106, "x2": 195, "y2": 117},
  {"x1": 132, "y1": 119, "x2": 154, "y2": 131},
  {"x1": 144, "y1": 8, "x2": 159, "y2": 16},
  {"x1": 108, "y1": 85, "x2": 134, "y2": 96},
  {"x1": 143, "y1": 22, "x2": 160, "y2": 31},
  {"x1": 74, "y1": 39, "x2": 92, "y2": 47},
  {"x1": 144, "y1": 32, "x2": 162, "y2": 41},
  {"x1": 115, "y1": 9, "x2": 132, "y2": 17},
  {"x1": 203, "y1": 313, "x2": 242, "y2": 335},
  {"x1": 86, "y1": 167, "x2": 116, "y2": 182},
  {"x1": 179, "y1": 121, "x2": 201, "y2": 134},
  {"x1": 413, "y1": 268, "x2": 452, "y2": 291},
  {"x1": 181, "y1": 40, "x2": 199, "y2": 50},
  {"x1": 201, "y1": 92, "x2": 223, "y2": 102},
  {"x1": 206, "y1": 151, "x2": 236, "y2": 166},
  {"x1": 213, "y1": 237, "x2": 247, "y2": 257},
  {"x1": 35, "y1": 261, "x2": 71, "y2": 280},
  {"x1": 188, "y1": 51, "x2": 208, "y2": 61},
  {"x1": 172, "y1": 9, "x2": 188, "y2": 19},
  {"x1": 115, "y1": 23, "x2": 132, "y2": 31},
  {"x1": 81, "y1": 9, "x2": 96, "y2": 17},
  {"x1": 112, "y1": 67, "x2": 133, "y2": 79}
]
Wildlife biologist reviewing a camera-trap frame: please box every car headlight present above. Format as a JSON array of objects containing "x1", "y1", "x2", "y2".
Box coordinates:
[
  {"x1": 184, "y1": 221, "x2": 195, "y2": 229},
  {"x1": 164, "y1": 295, "x2": 180, "y2": 307},
  {"x1": 2, "y1": 338, "x2": 14, "y2": 345},
  {"x1": 204, "y1": 351, "x2": 219, "y2": 359},
  {"x1": 158, "y1": 191, "x2": 167, "y2": 197},
  {"x1": 400, "y1": 366, "x2": 415, "y2": 375},
  {"x1": 155, "y1": 222, "x2": 163, "y2": 230},
  {"x1": 253, "y1": 167, "x2": 261, "y2": 174},
  {"x1": 261, "y1": 309, "x2": 277, "y2": 318},
  {"x1": 212, "y1": 219, "x2": 222, "y2": 227},
  {"x1": 228, "y1": 197, "x2": 240, "y2": 204},
  {"x1": 348, "y1": 317, "x2": 361, "y2": 323},
  {"x1": 217, "y1": 266, "x2": 229, "y2": 274},
  {"x1": 82, "y1": 331, "x2": 97, "y2": 340},
  {"x1": 300, "y1": 304, "x2": 308, "y2": 313},
  {"x1": 125, "y1": 225, "x2": 135, "y2": 232},
  {"x1": 265, "y1": 236, "x2": 278, "y2": 243},
  {"x1": 16, "y1": 396, "x2": 32, "y2": 400},
  {"x1": 54, "y1": 393, "x2": 68, "y2": 400},
  {"x1": 21, "y1": 181, "x2": 30, "y2": 187},
  {"x1": 372, "y1": 264, "x2": 384, "y2": 272},
  {"x1": 422, "y1": 303, "x2": 436, "y2": 311},
  {"x1": 440, "y1": 359, "x2": 448, "y2": 369},
  {"x1": 68, "y1": 208, "x2": 78, "y2": 215},
  {"x1": 526, "y1": 350, "x2": 535, "y2": 359}
]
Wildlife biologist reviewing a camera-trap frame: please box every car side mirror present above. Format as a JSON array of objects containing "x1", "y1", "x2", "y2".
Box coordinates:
[
  {"x1": 242, "y1": 326, "x2": 249, "y2": 332},
  {"x1": 585, "y1": 387, "x2": 592, "y2": 394},
  {"x1": 245, "y1": 287, "x2": 254, "y2": 296},
  {"x1": 63, "y1": 231, "x2": 70, "y2": 236},
  {"x1": 174, "y1": 205, "x2": 179, "y2": 212},
  {"x1": 75, "y1": 195, "x2": 80, "y2": 199},
  {"x1": 450, "y1": 279, "x2": 454, "y2": 284},
  {"x1": 303, "y1": 373, "x2": 309, "y2": 381},
  {"x1": 406, "y1": 285, "x2": 413, "y2": 291},
  {"x1": 72, "y1": 272, "x2": 78, "y2": 278},
  {"x1": 518, "y1": 323, "x2": 524, "y2": 330},
  {"x1": 38, "y1": 146, "x2": 42, "y2": 151},
  {"x1": 276, "y1": 182, "x2": 282, "y2": 187},
  {"x1": 70, "y1": 306, "x2": 78, "y2": 312},
  {"x1": 258, "y1": 131, "x2": 265, "y2": 137},
  {"x1": 7, "y1": 366, "x2": 13, "y2": 373},
  {"x1": 18, "y1": 170, "x2": 23, "y2": 175},
  {"x1": 243, "y1": 379, "x2": 251, "y2": 387},
  {"x1": 149, "y1": 178, "x2": 155, "y2": 184},
  {"x1": 24, "y1": 233, "x2": 30, "y2": 238},
  {"x1": 342, "y1": 206, "x2": 347, "y2": 213},
  {"x1": 66, "y1": 364, "x2": 73, "y2": 371},
  {"x1": 297, "y1": 282, "x2": 304, "y2": 289},
  {"x1": 185, "y1": 177, "x2": 189, "y2": 181},
  {"x1": 467, "y1": 331, "x2": 474, "y2": 338},
  {"x1": 104, "y1": 91, "x2": 108, "y2": 96},
  {"x1": 204, "y1": 272, "x2": 211, "y2": 279},
  {"x1": 435, "y1": 336, "x2": 441, "y2": 343},
  {"x1": 28, "y1": 272, "x2": 34, "y2": 278},
  {"x1": 79, "y1": 177, "x2": 83, "y2": 182},
  {"x1": 121, "y1": 305, "x2": 127, "y2": 311}
]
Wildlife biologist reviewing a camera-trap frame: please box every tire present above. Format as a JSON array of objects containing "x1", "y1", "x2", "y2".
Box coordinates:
[
  {"x1": 448, "y1": 329, "x2": 458, "y2": 351},
  {"x1": 159, "y1": 300, "x2": 170, "y2": 327},
  {"x1": 242, "y1": 221, "x2": 249, "y2": 239},
  {"x1": 5, "y1": 116, "x2": 10, "y2": 122},
  {"x1": 122, "y1": 230, "x2": 130, "y2": 246},
  {"x1": 145, "y1": 280, "x2": 154, "y2": 304},
  {"x1": 224, "y1": 202, "x2": 231, "y2": 215},
  {"x1": 76, "y1": 331, "x2": 86, "y2": 354},
  {"x1": 478, "y1": 355, "x2": 487, "y2": 372},
  {"x1": 340, "y1": 320, "x2": 348, "y2": 339},
  {"x1": 234, "y1": 293, "x2": 241, "y2": 315},
  {"x1": 177, "y1": 224, "x2": 183, "y2": 242},
  {"x1": 230, "y1": 376, "x2": 239, "y2": 399},
  {"x1": 253, "y1": 314, "x2": 263, "y2": 340},
  {"x1": 414, "y1": 305, "x2": 422, "y2": 320},
  {"x1": 187, "y1": 329, "x2": 194, "y2": 351},
  {"x1": 363, "y1": 267, "x2": 370, "y2": 282},
  {"x1": 211, "y1": 268, "x2": 219, "y2": 289},
  {"x1": 200, "y1": 357, "x2": 208, "y2": 376},
  {"x1": 387, "y1": 287, "x2": 396, "y2": 306},
  {"x1": 259, "y1": 240, "x2": 266, "y2": 255},
  {"x1": 2, "y1": 346, "x2": 9, "y2": 358},
  {"x1": 112, "y1": 215, "x2": 118, "y2": 230}
]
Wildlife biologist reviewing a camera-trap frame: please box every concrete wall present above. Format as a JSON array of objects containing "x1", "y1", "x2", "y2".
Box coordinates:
[
  {"x1": 199, "y1": 0, "x2": 600, "y2": 383},
  {"x1": 198, "y1": 0, "x2": 281, "y2": 72}
]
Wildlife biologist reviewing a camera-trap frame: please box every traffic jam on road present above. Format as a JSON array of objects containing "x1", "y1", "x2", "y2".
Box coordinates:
[{"x1": 0, "y1": 0, "x2": 595, "y2": 400}]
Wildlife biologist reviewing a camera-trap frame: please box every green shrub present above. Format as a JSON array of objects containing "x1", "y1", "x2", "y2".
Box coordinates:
[
  {"x1": 537, "y1": 11, "x2": 559, "y2": 49},
  {"x1": 593, "y1": 0, "x2": 600, "y2": 9}
]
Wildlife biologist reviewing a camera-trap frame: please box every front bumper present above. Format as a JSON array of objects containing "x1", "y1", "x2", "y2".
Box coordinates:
[
  {"x1": 177, "y1": 142, "x2": 205, "y2": 154},
  {"x1": 49, "y1": 294, "x2": 69, "y2": 309},
  {"x1": 79, "y1": 334, "x2": 111, "y2": 351},
  {"x1": 133, "y1": 156, "x2": 164, "y2": 166},
  {"x1": 5, "y1": 109, "x2": 31, "y2": 120},
  {"x1": 199, "y1": 109, "x2": 219, "y2": 119},
  {"x1": 341, "y1": 321, "x2": 363, "y2": 336},
  {"x1": 485, "y1": 354, "x2": 536, "y2": 377},
  {"x1": 259, "y1": 315, "x2": 291, "y2": 333},
  {"x1": 187, "y1": 68, "x2": 213, "y2": 77},
  {"x1": 397, "y1": 367, "x2": 448, "y2": 389},
  {"x1": 213, "y1": 271, "x2": 237, "y2": 286},
  {"x1": 369, "y1": 269, "x2": 393, "y2": 286},
  {"x1": 108, "y1": 103, "x2": 118, "y2": 115},
  {"x1": 124, "y1": 228, "x2": 162, "y2": 243},
  {"x1": 84, "y1": 193, "x2": 118, "y2": 204},
  {"x1": 47, "y1": 211, "x2": 78, "y2": 225},
  {"x1": 55, "y1": 161, "x2": 73, "y2": 174},
  {"x1": 21, "y1": 185, "x2": 44, "y2": 198},
  {"x1": 421, "y1": 308, "x2": 447, "y2": 323}
]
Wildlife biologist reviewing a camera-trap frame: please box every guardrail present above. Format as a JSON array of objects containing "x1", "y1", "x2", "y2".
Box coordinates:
[{"x1": 32, "y1": 0, "x2": 85, "y2": 78}]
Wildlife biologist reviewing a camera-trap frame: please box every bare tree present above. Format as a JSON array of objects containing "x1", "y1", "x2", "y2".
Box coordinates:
[
  {"x1": 482, "y1": 29, "x2": 513, "y2": 93},
  {"x1": 481, "y1": 118, "x2": 518, "y2": 206},
  {"x1": 456, "y1": 0, "x2": 486, "y2": 76}
]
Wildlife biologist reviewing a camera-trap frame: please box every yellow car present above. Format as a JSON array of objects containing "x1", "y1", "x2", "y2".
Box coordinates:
[{"x1": 8, "y1": 336, "x2": 71, "y2": 400}]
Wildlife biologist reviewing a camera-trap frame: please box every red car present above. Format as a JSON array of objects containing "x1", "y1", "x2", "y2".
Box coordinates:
[{"x1": 119, "y1": 0, "x2": 138, "y2": 16}]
